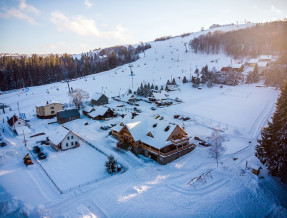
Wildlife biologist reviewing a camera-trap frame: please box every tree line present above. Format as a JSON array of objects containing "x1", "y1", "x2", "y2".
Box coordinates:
[
  {"x1": 0, "y1": 43, "x2": 151, "y2": 91},
  {"x1": 189, "y1": 21, "x2": 287, "y2": 58}
]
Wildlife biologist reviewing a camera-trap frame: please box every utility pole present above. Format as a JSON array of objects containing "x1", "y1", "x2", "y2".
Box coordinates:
[
  {"x1": 128, "y1": 64, "x2": 135, "y2": 90},
  {"x1": 67, "y1": 80, "x2": 71, "y2": 92}
]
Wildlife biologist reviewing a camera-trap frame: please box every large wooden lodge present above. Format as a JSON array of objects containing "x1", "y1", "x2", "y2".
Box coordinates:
[{"x1": 111, "y1": 119, "x2": 195, "y2": 165}]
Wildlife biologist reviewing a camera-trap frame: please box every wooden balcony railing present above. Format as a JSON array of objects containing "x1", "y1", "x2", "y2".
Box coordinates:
[{"x1": 142, "y1": 143, "x2": 195, "y2": 157}]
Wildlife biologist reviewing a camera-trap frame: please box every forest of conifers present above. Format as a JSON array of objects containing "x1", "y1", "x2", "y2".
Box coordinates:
[
  {"x1": 189, "y1": 21, "x2": 287, "y2": 58},
  {"x1": 0, "y1": 43, "x2": 151, "y2": 91}
]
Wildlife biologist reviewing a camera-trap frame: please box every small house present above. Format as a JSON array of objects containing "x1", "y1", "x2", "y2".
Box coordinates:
[
  {"x1": 83, "y1": 106, "x2": 95, "y2": 116},
  {"x1": 49, "y1": 125, "x2": 80, "y2": 151},
  {"x1": 149, "y1": 92, "x2": 167, "y2": 102},
  {"x1": 87, "y1": 106, "x2": 117, "y2": 120},
  {"x1": 257, "y1": 62, "x2": 268, "y2": 68},
  {"x1": 57, "y1": 109, "x2": 80, "y2": 124},
  {"x1": 91, "y1": 93, "x2": 109, "y2": 106},
  {"x1": 121, "y1": 94, "x2": 136, "y2": 104},
  {"x1": 259, "y1": 55, "x2": 272, "y2": 62},
  {"x1": 248, "y1": 59, "x2": 259, "y2": 67},
  {"x1": 36, "y1": 102, "x2": 63, "y2": 119},
  {"x1": 220, "y1": 67, "x2": 232, "y2": 73},
  {"x1": 232, "y1": 64, "x2": 244, "y2": 72},
  {"x1": 7, "y1": 115, "x2": 31, "y2": 135},
  {"x1": 111, "y1": 118, "x2": 195, "y2": 165}
]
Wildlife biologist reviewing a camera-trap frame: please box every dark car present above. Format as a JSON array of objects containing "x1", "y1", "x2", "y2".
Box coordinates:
[
  {"x1": 1, "y1": 142, "x2": 7, "y2": 147},
  {"x1": 33, "y1": 146, "x2": 41, "y2": 153},
  {"x1": 41, "y1": 140, "x2": 50, "y2": 145},
  {"x1": 100, "y1": 126, "x2": 110, "y2": 131},
  {"x1": 38, "y1": 152, "x2": 46, "y2": 160},
  {"x1": 151, "y1": 107, "x2": 156, "y2": 111}
]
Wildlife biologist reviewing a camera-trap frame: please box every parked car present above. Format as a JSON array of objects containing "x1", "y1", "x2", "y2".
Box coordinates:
[
  {"x1": 174, "y1": 115, "x2": 180, "y2": 119},
  {"x1": 151, "y1": 107, "x2": 156, "y2": 111},
  {"x1": 33, "y1": 146, "x2": 41, "y2": 153},
  {"x1": 100, "y1": 126, "x2": 110, "y2": 131},
  {"x1": 40, "y1": 140, "x2": 50, "y2": 145},
  {"x1": 38, "y1": 152, "x2": 46, "y2": 160},
  {"x1": 1, "y1": 142, "x2": 7, "y2": 147}
]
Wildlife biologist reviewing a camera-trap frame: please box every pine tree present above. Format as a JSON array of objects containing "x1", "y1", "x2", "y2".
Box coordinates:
[
  {"x1": 155, "y1": 85, "x2": 158, "y2": 90},
  {"x1": 256, "y1": 79, "x2": 287, "y2": 182},
  {"x1": 105, "y1": 155, "x2": 117, "y2": 174},
  {"x1": 183, "y1": 76, "x2": 188, "y2": 83}
]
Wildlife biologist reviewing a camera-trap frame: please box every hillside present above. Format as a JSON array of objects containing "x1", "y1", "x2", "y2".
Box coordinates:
[{"x1": 0, "y1": 23, "x2": 287, "y2": 217}]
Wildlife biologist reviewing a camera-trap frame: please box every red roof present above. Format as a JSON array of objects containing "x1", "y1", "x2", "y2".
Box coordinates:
[{"x1": 221, "y1": 67, "x2": 232, "y2": 72}]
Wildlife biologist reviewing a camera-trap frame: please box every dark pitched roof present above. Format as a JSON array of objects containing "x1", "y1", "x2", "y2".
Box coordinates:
[
  {"x1": 7, "y1": 115, "x2": 19, "y2": 126},
  {"x1": 57, "y1": 109, "x2": 80, "y2": 119}
]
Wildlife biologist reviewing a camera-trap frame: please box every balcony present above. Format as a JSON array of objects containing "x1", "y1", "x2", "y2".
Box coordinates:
[{"x1": 170, "y1": 136, "x2": 189, "y2": 145}]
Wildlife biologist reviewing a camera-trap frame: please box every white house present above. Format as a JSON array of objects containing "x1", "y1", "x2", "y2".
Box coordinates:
[
  {"x1": 49, "y1": 125, "x2": 80, "y2": 151},
  {"x1": 7, "y1": 115, "x2": 31, "y2": 135}
]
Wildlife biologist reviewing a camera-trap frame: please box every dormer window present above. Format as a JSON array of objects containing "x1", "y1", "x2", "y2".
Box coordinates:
[
  {"x1": 164, "y1": 125, "x2": 170, "y2": 132},
  {"x1": 147, "y1": 132, "x2": 154, "y2": 138}
]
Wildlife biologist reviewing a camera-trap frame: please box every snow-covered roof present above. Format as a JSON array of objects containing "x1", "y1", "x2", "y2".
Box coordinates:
[
  {"x1": 124, "y1": 119, "x2": 186, "y2": 150},
  {"x1": 151, "y1": 92, "x2": 167, "y2": 100},
  {"x1": 121, "y1": 94, "x2": 135, "y2": 102},
  {"x1": 15, "y1": 126, "x2": 31, "y2": 135},
  {"x1": 49, "y1": 125, "x2": 70, "y2": 146},
  {"x1": 166, "y1": 85, "x2": 178, "y2": 91},
  {"x1": 259, "y1": 55, "x2": 272, "y2": 60},
  {"x1": 35, "y1": 101, "x2": 62, "y2": 107},
  {"x1": 83, "y1": 106, "x2": 94, "y2": 113},
  {"x1": 257, "y1": 62, "x2": 268, "y2": 67},
  {"x1": 248, "y1": 59, "x2": 259, "y2": 64},
  {"x1": 232, "y1": 64, "x2": 243, "y2": 69},
  {"x1": 92, "y1": 93, "x2": 107, "y2": 100},
  {"x1": 87, "y1": 106, "x2": 108, "y2": 118}
]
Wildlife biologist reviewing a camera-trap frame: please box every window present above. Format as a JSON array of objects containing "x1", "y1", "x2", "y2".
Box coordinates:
[
  {"x1": 71, "y1": 135, "x2": 74, "y2": 139},
  {"x1": 76, "y1": 141, "x2": 78, "y2": 145},
  {"x1": 67, "y1": 136, "x2": 70, "y2": 140},
  {"x1": 71, "y1": 142, "x2": 74, "y2": 146},
  {"x1": 51, "y1": 111, "x2": 55, "y2": 114},
  {"x1": 50, "y1": 106, "x2": 54, "y2": 109},
  {"x1": 66, "y1": 143, "x2": 68, "y2": 147},
  {"x1": 18, "y1": 122, "x2": 21, "y2": 124}
]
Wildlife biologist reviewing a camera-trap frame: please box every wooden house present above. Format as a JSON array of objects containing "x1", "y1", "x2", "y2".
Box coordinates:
[
  {"x1": 83, "y1": 106, "x2": 95, "y2": 116},
  {"x1": 257, "y1": 62, "x2": 268, "y2": 68},
  {"x1": 149, "y1": 92, "x2": 167, "y2": 102},
  {"x1": 87, "y1": 106, "x2": 116, "y2": 120},
  {"x1": 57, "y1": 109, "x2": 80, "y2": 124},
  {"x1": 121, "y1": 94, "x2": 136, "y2": 104},
  {"x1": 220, "y1": 67, "x2": 232, "y2": 73},
  {"x1": 259, "y1": 55, "x2": 272, "y2": 62},
  {"x1": 232, "y1": 64, "x2": 244, "y2": 72},
  {"x1": 111, "y1": 119, "x2": 195, "y2": 165},
  {"x1": 91, "y1": 93, "x2": 109, "y2": 106},
  {"x1": 248, "y1": 59, "x2": 259, "y2": 67},
  {"x1": 49, "y1": 125, "x2": 80, "y2": 151},
  {"x1": 36, "y1": 102, "x2": 63, "y2": 119}
]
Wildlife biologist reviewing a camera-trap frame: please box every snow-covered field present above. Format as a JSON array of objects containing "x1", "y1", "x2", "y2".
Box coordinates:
[{"x1": 1, "y1": 24, "x2": 287, "y2": 217}]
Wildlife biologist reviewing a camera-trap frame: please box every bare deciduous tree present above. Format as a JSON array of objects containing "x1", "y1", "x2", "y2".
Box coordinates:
[
  {"x1": 70, "y1": 89, "x2": 89, "y2": 110},
  {"x1": 209, "y1": 127, "x2": 224, "y2": 167}
]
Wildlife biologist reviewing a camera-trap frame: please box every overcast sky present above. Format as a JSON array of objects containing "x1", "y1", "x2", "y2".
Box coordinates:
[{"x1": 0, "y1": 0, "x2": 286, "y2": 54}]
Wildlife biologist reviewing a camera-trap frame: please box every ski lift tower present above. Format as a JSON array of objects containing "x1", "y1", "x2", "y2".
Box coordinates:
[{"x1": 128, "y1": 64, "x2": 135, "y2": 90}]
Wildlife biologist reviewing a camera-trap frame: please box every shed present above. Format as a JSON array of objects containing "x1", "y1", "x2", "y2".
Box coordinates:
[
  {"x1": 91, "y1": 93, "x2": 109, "y2": 106},
  {"x1": 57, "y1": 109, "x2": 80, "y2": 124}
]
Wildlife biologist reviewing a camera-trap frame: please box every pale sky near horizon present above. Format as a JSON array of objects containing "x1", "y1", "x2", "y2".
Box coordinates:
[{"x1": 0, "y1": 0, "x2": 286, "y2": 54}]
